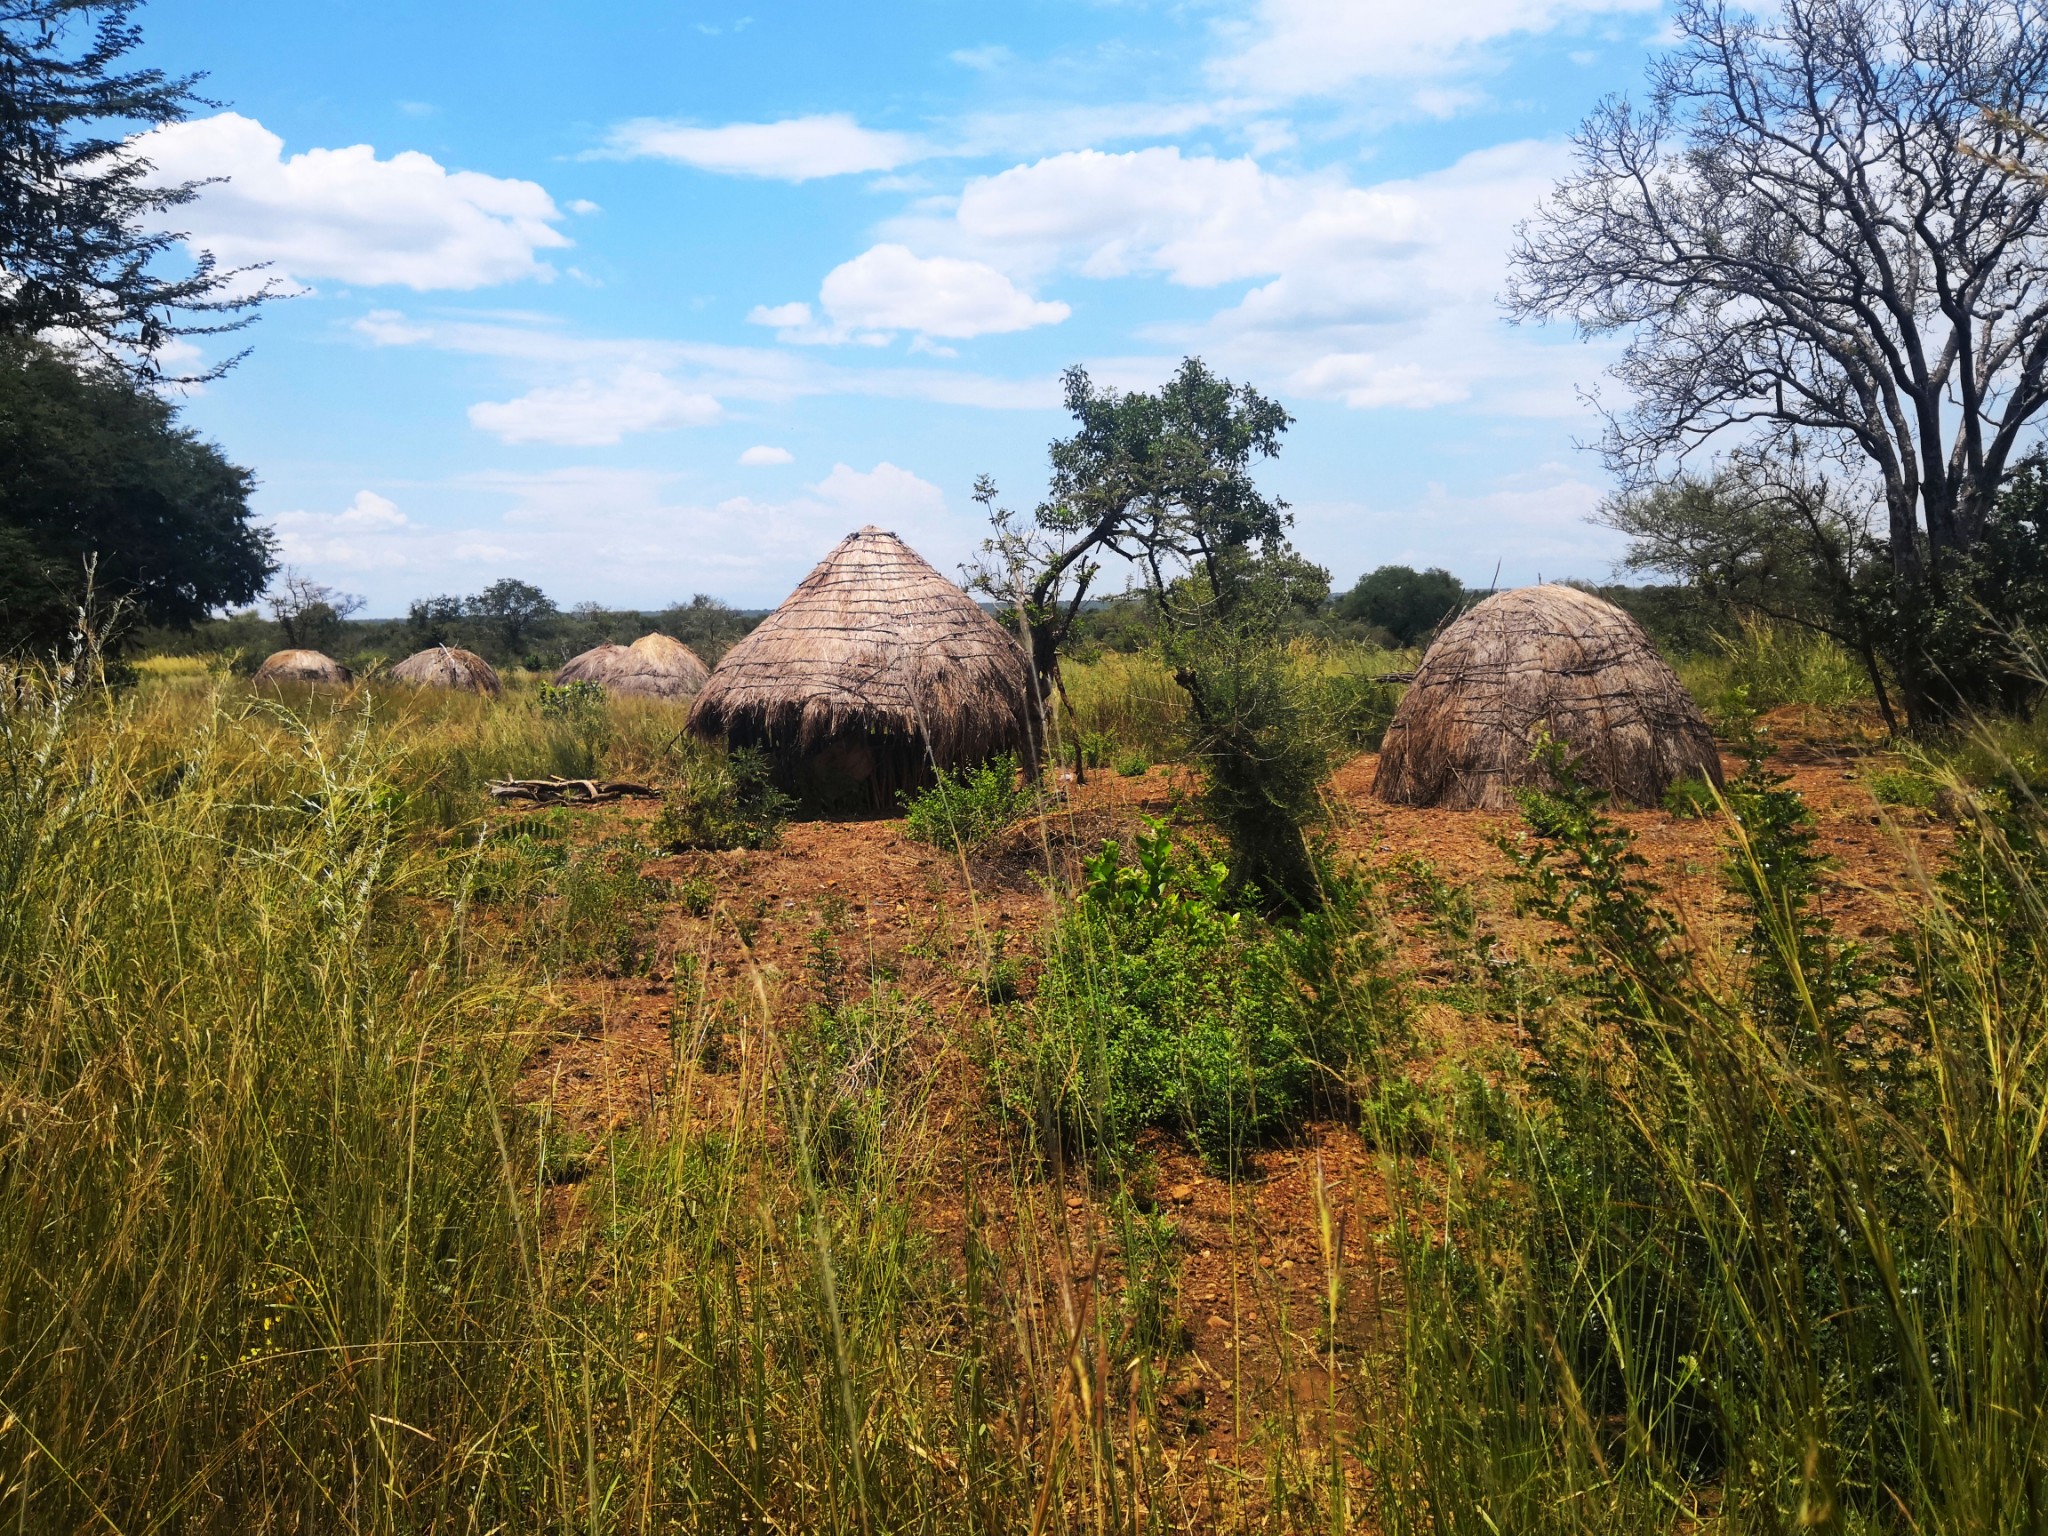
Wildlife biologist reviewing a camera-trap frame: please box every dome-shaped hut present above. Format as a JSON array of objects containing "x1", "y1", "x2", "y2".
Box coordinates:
[
  {"x1": 1373, "y1": 584, "x2": 1722, "y2": 811},
  {"x1": 389, "y1": 645, "x2": 502, "y2": 696},
  {"x1": 252, "y1": 649, "x2": 352, "y2": 687},
  {"x1": 553, "y1": 632, "x2": 709, "y2": 701},
  {"x1": 687, "y1": 526, "x2": 1031, "y2": 805}
]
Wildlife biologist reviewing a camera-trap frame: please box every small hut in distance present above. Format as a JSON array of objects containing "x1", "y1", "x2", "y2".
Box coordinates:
[
  {"x1": 389, "y1": 645, "x2": 501, "y2": 696},
  {"x1": 687, "y1": 526, "x2": 1031, "y2": 807},
  {"x1": 553, "y1": 633, "x2": 709, "y2": 701},
  {"x1": 253, "y1": 649, "x2": 352, "y2": 687},
  {"x1": 1373, "y1": 584, "x2": 1722, "y2": 811}
]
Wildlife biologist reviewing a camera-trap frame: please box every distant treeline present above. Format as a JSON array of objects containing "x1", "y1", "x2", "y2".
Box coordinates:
[
  {"x1": 1061, "y1": 565, "x2": 1723, "y2": 660},
  {"x1": 139, "y1": 585, "x2": 766, "y2": 674},
  {"x1": 137, "y1": 565, "x2": 1724, "y2": 676}
]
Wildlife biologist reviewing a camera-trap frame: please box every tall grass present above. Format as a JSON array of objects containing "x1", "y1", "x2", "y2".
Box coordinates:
[
  {"x1": 0, "y1": 670, "x2": 1354, "y2": 1530},
  {"x1": 1676, "y1": 614, "x2": 1874, "y2": 714},
  {"x1": 1361, "y1": 752, "x2": 2048, "y2": 1531},
  {"x1": 0, "y1": 673, "x2": 545, "y2": 1529}
]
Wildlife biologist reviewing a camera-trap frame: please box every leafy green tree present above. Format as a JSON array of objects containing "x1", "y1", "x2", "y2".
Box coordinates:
[
  {"x1": 0, "y1": 336, "x2": 270, "y2": 653},
  {"x1": 1602, "y1": 456, "x2": 1904, "y2": 731},
  {"x1": 464, "y1": 578, "x2": 555, "y2": 656},
  {"x1": 0, "y1": 0, "x2": 266, "y2": 376},
  {"x1": 405, "y1": 594, "x2": 465, "y2": 647},
  {"x1": 970, "y1": 358, "x2": 1293, "y2": 706},
  {"x1": 1334, "y1": 565, "x2": 1467, "y2": 646},
  {"x1": 973, "y1": 358, "x2": 1334, "y2": 909}
]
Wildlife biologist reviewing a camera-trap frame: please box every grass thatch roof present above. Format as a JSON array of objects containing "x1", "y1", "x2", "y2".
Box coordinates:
[
  {"x1": 252, "y1": 649, "x2": 352, "y2": 687},
  {"x1": 1373, "y1": 583, "x2": 1723, "y2": 811},
  {"x1": 390, "y1": 645, "x2": 502, "y2": 696},
  {"x1": 553, "y1": 632, "x2": 709, "y2": 701},
  {"x1": 686, "y1": 526, "x2": 1030, "y2": 771}
]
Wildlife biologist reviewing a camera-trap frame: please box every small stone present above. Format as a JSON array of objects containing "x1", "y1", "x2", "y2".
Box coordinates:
[
  {"x1": 1169, "y1": 1183, "x2": 1193, "y2": 1202},
  {"x1": 1065, "y1": 1195, "x2": 1083, "y2": 1209}
]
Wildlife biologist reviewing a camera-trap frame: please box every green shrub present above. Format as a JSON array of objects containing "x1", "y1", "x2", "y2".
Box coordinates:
[
  {"x1": 1370, "y1": 746, "x2": 2048, "y2": 1530},
  {"x1": 1078, "y1": 730, "x2": 1117, "y2": 769},
  {"x1": 1169, "y1": 625, "x2": 1334, "y2": 911},
  {"x1": 1867, "y1": 764, "x2": 1937, "y2": 809},
  {"x1": 1011, "y1": 820, "x2": 1312, "y2": 1167},
  {"x1": 1114, "y1": 750, "x2": 1151, "y2": 777},
  {"x1": 1661, "y1": 774, "x2": 1721, "y2": 819},
  {"x1": 901, "y1": 752, "x2": 1034, "y2": 851},
  {"x1": 538, "y1": 840, "x2": 662, "y2": 976},
  {"x1": 537, "y1": 677, "x2": 605, "y2": 721},
  {"x1": 652, "y1": 743, "x2": 792, "y2": 851},
  {"x1": 1321, "y1": 666, "x2": 1403, "y2": 752}
]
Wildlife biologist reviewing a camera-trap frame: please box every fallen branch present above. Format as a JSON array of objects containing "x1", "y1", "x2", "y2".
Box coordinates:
[
  {"x1": 487, "y1": 777, "x2": 660, "y2": 805},
  {"x1": 1372, "y1": 671, "x2": 1416, "y2": 684}
]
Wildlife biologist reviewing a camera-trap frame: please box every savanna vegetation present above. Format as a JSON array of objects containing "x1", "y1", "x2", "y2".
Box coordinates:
[{"x1": 12, "y1": 0, "x2": 2048, "y2": 1530}]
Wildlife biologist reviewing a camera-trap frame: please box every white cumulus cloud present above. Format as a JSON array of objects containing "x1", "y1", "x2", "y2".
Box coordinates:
[
  {"x1": 269, "y1": 490, "x2": 416, "y2": 569},
  {"x1": 604, "y1": 113, "x2": 926, "y2": 180},
  {"x1": 753, "y1": 245, "x2": 1069, "y2": 346},
  {"x1": 739, "y1": 444, "x2": 794, "y2": 465},
  {"x1": 139, "y1": 113, "x2": 571, "y2": 290},
  {"x1": 822, "y1": 245, "x2": 1069, "y2": 338},
  {"x1": 1213, "y1": 0, "x2": 1659, "y2": 96},
  {"x1": 468, "y1": 368, "x2": 723, "y2": 445},
  {"x1": 903, "y1": 140, "x2": 1584, "y2": 413}
]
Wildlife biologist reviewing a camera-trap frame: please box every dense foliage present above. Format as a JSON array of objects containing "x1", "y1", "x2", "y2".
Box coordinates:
[
  {"x1": 1013, "y1": 821, "x2": 1315, "y2": 1167},
  {"x1": 1333, "y1": 564, "x2": 1469, "y2": 646},
  {"x1": 0, "y1": 336, "x2": 270, "y2": 653},
  {"x1": 0, "y1": 0, "x2": 264, "y2": 372}
]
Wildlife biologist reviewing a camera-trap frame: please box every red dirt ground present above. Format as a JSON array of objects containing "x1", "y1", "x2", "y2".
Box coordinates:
[{"x1": 514, "y1": 733, "x2": 1950, "y2": 1454}]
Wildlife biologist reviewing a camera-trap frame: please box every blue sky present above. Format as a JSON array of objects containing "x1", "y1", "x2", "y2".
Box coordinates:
[{"x1": 135, "y1": 0, "x2": 1670, "y2": 615}]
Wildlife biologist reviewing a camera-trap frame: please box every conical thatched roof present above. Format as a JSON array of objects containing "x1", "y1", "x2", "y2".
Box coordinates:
[
  {"x1": 1373, "y1": 584, "x2": 1723, "y2": 811},
  {"x1": 687, "y1": 526, "x2": 1030, "y2": 774},
  {"x1": 552, "y1": 632, "x2": 709, "y2": 701},
  {"x1": 252, "y1": 649, "x2": 352, "y2": 687},
  {"x1": 389, "y1": 645, "x2": 501, "y2": 696}
]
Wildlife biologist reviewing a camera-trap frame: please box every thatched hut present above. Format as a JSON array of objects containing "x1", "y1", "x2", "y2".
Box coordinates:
[
  {"x1": 389, "y1": 645, "x2": 502, "y2": 696},
  {"x1": 687, "y1": 526, "x2": 1031, "y2": 805},
  {"x1": 553, "y1": 632, "x2": 709, "y2": 701},
  {"x1": 252, "y1": 649, "x2": 352, "y2": 687},
  {"x1": 1373, "y1": 584, "x2": 1722, "y2": 811}
]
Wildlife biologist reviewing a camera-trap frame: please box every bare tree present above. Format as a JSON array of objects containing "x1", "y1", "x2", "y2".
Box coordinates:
[
  {"x1": 1509, "y1": 0, "x2": 2048, "y2": 605},
  {"x1": 267, "y1": 568, "x2": 363, "y2": 650}
]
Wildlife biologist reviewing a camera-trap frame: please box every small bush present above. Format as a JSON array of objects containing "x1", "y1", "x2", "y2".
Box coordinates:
[
  {"x1": 1079, "y1": 730, "x2": 1117, "y2": 768},
  {"x1": 1661, "y1": 774, "x2": 1721, "y2": 819},
  {"x1": 1114, "y1": 750, "x2": 1151, "y2": 777},
  {"x1": 1012, "y1": 820, "x2": 1313, "y2": 1167},
  {"x1": 652, "y1": 744, "x2": 792, "y2": 851},
  {"x1": 537, "y1": 677, "x2": 604, "y2": 721},
  {"x1": 1321, "y1": 666, "x2": 1403, "y2": 752},
  {"x1": 1867, "y1": 764, "x2": 1937, "y2": 809},
  {"x1": 901, "y1": 753, "x2": 1034, "y2": 852},
  {"x1": 671, "y1": 867, "x2": 717, "y2": 916}
]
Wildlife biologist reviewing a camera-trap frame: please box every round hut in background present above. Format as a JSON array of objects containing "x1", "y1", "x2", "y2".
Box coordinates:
[
  {"x1": 687, "y1": 525, "x2": 1032, "y2": 807},
  {"x1": 552, "y1": 632, "x2": 709, "y2": 701},
  {"x1": 252, "y1": 649, "x2": 352, "y2": 687},
  {"x1": 1373, "y1": 584, "x2": 1722, "y2": 811},
  {"x1": 389, "y1": 645, "x2": 502, "y2": 696}
]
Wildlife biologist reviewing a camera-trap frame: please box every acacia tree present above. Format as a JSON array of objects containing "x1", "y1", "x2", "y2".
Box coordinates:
[
  {"x1": 0, "y1": 0, "x2": 266, "y2": 376},
  {"x1": 1508, "y1": 0, "x2": 2048, "y2": 724},
  {"x1": 973, "y1": 358, "x2": 1336, "y2": 909},
  {"x1": 970, "y1": 359, "x2": 1293, "y2": 704},
  {"x1": 266, "y1": 569, "x2": 364, "y2": 652}
]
